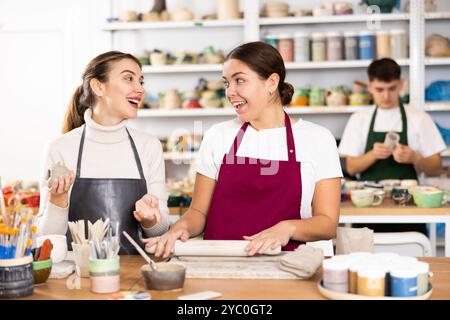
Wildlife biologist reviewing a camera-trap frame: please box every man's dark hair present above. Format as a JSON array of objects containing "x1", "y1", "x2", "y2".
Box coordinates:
[{"x1": 367, "y1": 58, "x2": 401, "y2": 82}]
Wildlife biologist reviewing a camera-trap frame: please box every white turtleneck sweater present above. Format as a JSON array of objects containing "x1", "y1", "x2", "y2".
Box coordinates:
[{"x1": 37, "y1": 109, "x2": 170, "y2": 238}]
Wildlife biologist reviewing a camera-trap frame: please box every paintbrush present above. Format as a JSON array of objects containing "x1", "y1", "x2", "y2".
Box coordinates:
[{"x1": 0, "y1": 177, "x2": 8, "y2": 228}]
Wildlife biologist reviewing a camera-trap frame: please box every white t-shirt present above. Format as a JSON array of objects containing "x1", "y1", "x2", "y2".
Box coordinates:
[
  {"x1": 338, "y1": 105, "x2": 446, "y2": 158},
  {"x1": 196, "y1": 118, "x2": 343, "y2": 219}
]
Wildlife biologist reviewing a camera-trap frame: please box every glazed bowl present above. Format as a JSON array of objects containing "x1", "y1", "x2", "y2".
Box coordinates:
[
  {"x1": 410, "y1": 186, "x2": 449, "y2": 208},
  {"x1": 32, "y1": 258, "x2": 52, "y2": 284},
  {"x1": 140, "y1": 262, "x2": 186, "y2": 290}
]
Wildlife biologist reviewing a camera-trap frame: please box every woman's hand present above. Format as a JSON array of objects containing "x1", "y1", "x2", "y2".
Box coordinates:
[
  {"x1": 142, "y1": 225, "x2": 190, "y2": 259},
  {"x1": 134, "y1": 194, "x2": 161, "y2": 229},
  {"x1": 243, "y1": 221, "x2": 295, "y2": 256},
  {"x1": 49, "y1": 171, "x2": 76, "y2": 208}
]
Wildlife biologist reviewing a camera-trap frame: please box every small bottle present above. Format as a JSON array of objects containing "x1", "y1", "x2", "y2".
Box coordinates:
[
  {"x1": 277, "y1": 34, "x2": 294, "y2": 62},
  {"x1": 358, "y1": 31, "x2": 376, "y2": 60},
  {"x1": 343, "y1": 31, "x2": 358, "y2": 60},
  {"x1": 326, "y1": 31, "x2": 343, "y2": 61},
  {"x1": 311, "y1": 32, "x2": 326, "y2": 62},
  {"x1": 294, "y1": 32, "x2": 310, "y2": 62},
  {"x1": 376, "y1": 30, "x2": 391, "y2": 58},
  {"x1": 390, "y1": 29, "x2": 407, "y2": 59}
]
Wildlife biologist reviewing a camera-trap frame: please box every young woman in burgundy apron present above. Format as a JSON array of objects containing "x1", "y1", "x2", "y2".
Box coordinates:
[{"x1": 204, "y1": 112, "x2": 303, "y2": 251}]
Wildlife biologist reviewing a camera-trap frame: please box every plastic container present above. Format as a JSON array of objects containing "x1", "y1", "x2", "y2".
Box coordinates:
[
  {"x1": 326, "y1": 31, "x2": 343, "y2": 61},
  {"x1": 294, "y1": 32, "x2": 310, "y2": 62},
  {"x1": 0, "y1": 256, "x2": 34, "y2": 298},
  {"x1": 311, "y1": 32, "x2": 326, "y2": 62},
  {"x1": 357, "y1": 267, "x2": 386, "y2": 296},
  {"x1": 344, "y1": 31, "x2": 359, "y2": 60},
  {"x1": 390, "y1": 29, "x2": 407, "y2": 59},
  {"x1": 376, "y1": 30, "x2": 391, "y2": 58},
  {"x1": 277, "y1": 34, "x2": 294, "y2": 62},
  {"x1": 89, "y1": 256, "x2": 120, "y2": 294},
  {"x1": 390, "y1": 267, "x2": 418, "y2": 297},
  {"x1": 414, "y1": 261, "x2": 430, "y2": 296},
  {"x1": 322, "y1": 258, "x2": 349, "y2": 293},
  {"x1": 358, "y1": 31, "x2": 376, "y2": 60},
  {"x1": 264, "y1": 34, "x2": 279, "y2": 49}
]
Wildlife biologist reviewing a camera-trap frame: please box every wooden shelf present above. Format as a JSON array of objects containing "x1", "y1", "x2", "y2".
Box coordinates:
[
  {"x1": 259, "y1": 13, "x2": 410, "y2": 25},
  {"x1": 103, "y1": 19, "x2": 244, "y2": 31},
  {"x1": 424, "y1": 102, "x2": 450, "y2": 112}
]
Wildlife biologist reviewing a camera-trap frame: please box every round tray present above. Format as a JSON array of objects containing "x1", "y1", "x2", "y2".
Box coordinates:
[{"x1": 317, "y1": 280, "x2": 432, "y2": 300}]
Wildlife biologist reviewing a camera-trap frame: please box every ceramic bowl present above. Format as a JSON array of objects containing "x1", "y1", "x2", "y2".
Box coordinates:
[
  {"x1": 141, "y1": 262, "x2": 186, "y2": 290},
  {"x1": 410, "y1": 186, "x2": 449, "y2": 208},
  {"x1": 32, "y1": 258, "x2": 52, "y2": 284}
]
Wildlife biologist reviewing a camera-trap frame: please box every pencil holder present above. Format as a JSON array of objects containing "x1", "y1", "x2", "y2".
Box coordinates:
[
  {"x1": 89, "y1": 256, "x2": 120, "y2": 294},
  {"x1": 0, "y1": 256, "x2": 34, "y2": 298}
]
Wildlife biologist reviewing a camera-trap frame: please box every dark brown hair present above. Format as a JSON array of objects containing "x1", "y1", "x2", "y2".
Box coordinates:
[
  {"x1": 367, "y1": 58, "x2": 401, "y2": 82},
  {"x1": 62, "y1": 51, "x2": 142, "y2": 133},
  {"x1": 225, "y1": 41, "x2": 294, "y2": 105}
]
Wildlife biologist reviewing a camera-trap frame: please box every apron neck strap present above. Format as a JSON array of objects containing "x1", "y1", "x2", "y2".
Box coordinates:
[
  {"x1": 75, "y1": 126, "x2": 145, "y2": 179},
  {"x1": 227, "y1": 112, "x2": 297, "y2": 161},
  {"x1": 369, "y1": 99, "x2": 407, "y2": 136}
]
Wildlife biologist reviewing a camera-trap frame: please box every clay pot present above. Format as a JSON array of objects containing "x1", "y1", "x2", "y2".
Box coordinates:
[{"x1": 140, "y1": 262, "x2": 186, "y2": 290}]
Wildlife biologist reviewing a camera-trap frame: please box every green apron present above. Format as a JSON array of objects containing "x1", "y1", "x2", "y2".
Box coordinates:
[
  {"x1": 355, "y1": 101, "x2": 425, "y2": 234},
  {"x1": 360, "y1": 101, "x2": 417, "y2": 181}
]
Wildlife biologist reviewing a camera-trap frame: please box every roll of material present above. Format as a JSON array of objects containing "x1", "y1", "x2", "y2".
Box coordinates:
[{"x1": 145, "y1": 240, "x2": 282, "y2": 256}]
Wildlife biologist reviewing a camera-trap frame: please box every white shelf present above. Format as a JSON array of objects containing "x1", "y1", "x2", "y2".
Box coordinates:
[
  {"x1": 424, "y1": 57, "x2": 450, "y2": 66},
  {"x1": 138, "y1": 106, "x2": 371, "y2": 118},
  {"x1": 142, "y1": 64, "x2": 222, "y2": 74},
  {"x1": 286, "y1": 59, "x2": 409, "y2": 70},
  {"x1": 103, "y1": 19, "x2": 244, "y2": 31},
  {"x1": 424, "y1": 12, "x2": 450, "y2": 20},
  {"x1": 164, "y1": 152, "x2": 199, "y2": 161},
  {"x1": 259, "y1": 13, "x2": 410, "y2": 25},
  {"x1": 141, "y1": 59, "x2": 411, "y2": 74},
  {"x1": 424, "y1": 102, "x2": 450, "y2": 111}
]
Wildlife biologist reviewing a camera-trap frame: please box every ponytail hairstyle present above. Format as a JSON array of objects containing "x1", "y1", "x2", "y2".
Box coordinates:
[
  {"x1": 224, "y1": 41, "x2": 294, "y2": 106},
  {"x1": 62, "y1": 51, "x2": 142, "y2": 133}
]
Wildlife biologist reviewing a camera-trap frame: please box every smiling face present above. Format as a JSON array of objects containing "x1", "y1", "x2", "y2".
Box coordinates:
[
  {"x1": 368, "y1": 78, "x2": 404, "y2": 109},
  {"x1": 93, "y1": 58, "x2": 144, "y2": 122},
  {"x1": 222, "y1": 59, "x2": 277, "y2": 123}
]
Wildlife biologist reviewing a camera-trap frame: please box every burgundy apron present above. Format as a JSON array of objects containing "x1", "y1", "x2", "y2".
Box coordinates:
[{"x1": 204, "y1": 112, "x2": 303, "y2": 251}]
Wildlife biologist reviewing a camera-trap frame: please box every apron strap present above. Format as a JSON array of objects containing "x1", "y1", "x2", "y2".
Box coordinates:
[
  {"x1": 125, "y1": 128, "x2": 145, "y2": 180},
  {"x1": 284, "y1": 112, "x2": 297, "y2": 162},
  {"x1": 75, "y1": 126, "x2": 87, "y2": 179},
  {"x1": 398, "y1": 100, "x2": 408, "y2": 145},
  {"x1": 227, "y1": 122, "x2": 249, "y2": 156},
  {"x1": 75, "y1": 125, "x2": 145, "y2": 180}
]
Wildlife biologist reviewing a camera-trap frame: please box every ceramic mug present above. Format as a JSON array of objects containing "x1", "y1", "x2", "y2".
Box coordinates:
[
  {"x1": 36, "y1": 235, "x2": 68, "y2": 263},
  {"x1": 400, "y1": 179, "x2": 419, "y2": 189},
  {"x1": 379, "y1": 179, "x2": 401, "y2": 198},
  {"x1": 410, "y1": 186, "x2": 449, "y2": 208},
  {"x1": 350, "y1": 189, "x2": 383, "y2": 207},
  {"x1": 392, "y1": 187, "x2": 412, "y2": 206}
]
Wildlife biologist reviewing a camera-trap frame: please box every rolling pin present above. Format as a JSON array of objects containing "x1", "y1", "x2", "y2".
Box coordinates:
[{"x1": 145, "y1": 239, "x2": 281, "y2": 256}]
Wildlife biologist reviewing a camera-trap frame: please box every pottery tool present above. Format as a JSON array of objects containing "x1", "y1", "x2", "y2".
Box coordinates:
[
  {"x1": 122, "y1": 231, "x2": 158, "y2": 271},
  {"x1": 145, "y1": 239, "x2": 282, "y2": 257}
]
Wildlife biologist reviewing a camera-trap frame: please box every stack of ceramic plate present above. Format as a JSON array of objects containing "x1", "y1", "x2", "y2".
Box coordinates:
[{"x1": 263, "y1": 2, "x2": 289, "y2": 17}]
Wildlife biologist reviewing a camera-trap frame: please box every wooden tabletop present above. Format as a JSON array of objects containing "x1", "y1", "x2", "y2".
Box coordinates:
[
  {"x1": 23, "y1": 256, "x2": 450, "y2": 300},
  {"x1": 169, "y1": 200, "x2": 450, "y2": 217}
]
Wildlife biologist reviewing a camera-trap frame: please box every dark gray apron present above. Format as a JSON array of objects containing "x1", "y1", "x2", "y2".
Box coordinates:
[{"x1": 68, "y1": 125, "x2": 147, "y2": 255}]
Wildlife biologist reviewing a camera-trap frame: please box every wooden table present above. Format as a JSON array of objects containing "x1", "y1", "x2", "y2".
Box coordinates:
[
  {"x1": 340, "y1": 199, "x2": 450, "y2": 256},
  {"x1": 23, "y1": 256, "x2": 450, "y2": 300}
]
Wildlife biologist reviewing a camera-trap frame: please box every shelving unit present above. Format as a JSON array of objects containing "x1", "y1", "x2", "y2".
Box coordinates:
[{"x1": 105, "y1": 0, "x2": 450, "y2": 173}]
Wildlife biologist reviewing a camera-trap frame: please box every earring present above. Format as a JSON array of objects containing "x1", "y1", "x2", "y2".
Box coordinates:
[{"x1": 269, "y1": 90, "x2": 273, "y2": 95}]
